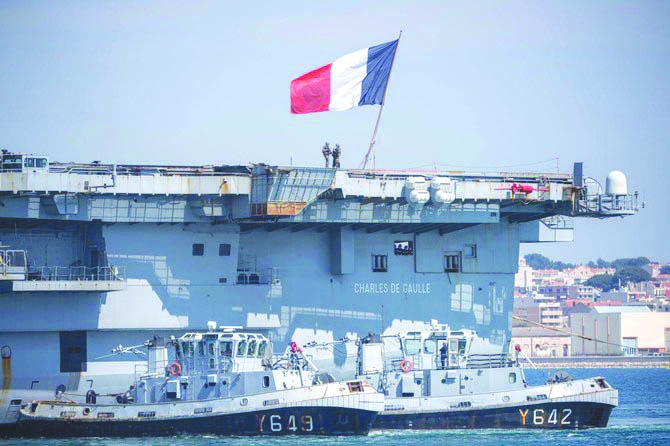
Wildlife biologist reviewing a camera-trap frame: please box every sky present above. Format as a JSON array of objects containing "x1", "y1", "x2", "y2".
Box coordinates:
[{"x1": 0, "y1": 1, "x2": 668, "y2": 263}]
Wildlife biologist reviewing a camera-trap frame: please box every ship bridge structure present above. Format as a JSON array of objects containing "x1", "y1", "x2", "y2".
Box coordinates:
[{"x1": 0, "y1": 152, "x2": 638, "y2": 401}]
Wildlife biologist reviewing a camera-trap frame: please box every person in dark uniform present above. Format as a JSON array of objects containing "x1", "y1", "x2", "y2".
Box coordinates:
[{"x1": 439, "y1": 342, "x2": 448, "y2": 369}]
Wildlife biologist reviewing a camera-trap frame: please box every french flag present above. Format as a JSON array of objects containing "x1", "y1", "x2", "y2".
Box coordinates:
[{"x1": 290, "y1": 39, "x2": 399, "y2": 114}]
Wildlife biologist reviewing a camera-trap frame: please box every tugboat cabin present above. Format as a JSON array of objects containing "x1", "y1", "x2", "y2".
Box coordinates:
[{"x1": 134, "y1": 325, "x2": 318, "y2": 404}]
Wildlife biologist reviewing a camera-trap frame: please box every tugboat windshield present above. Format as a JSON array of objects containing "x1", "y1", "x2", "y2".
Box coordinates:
[
  {"x1": 424, "y1": 339, "x2": 437, "y2": 354},
  {"x1": 181, "y1": 342, "x2": 194, "y2": 356},
  {"x1": 237, "y1": 340, "x2": 247, "y2": 356},
  {"x1": 247, "y1": 340, "x2": 257, "y2": 357},
  {"x1": 458, "y1": 339, "x2": 467, "y2": 354},
  {"x1": 404, "y1": 339, "x2": 421, "y2": 355},
  {"x1": 220, "y1": 341, "x2": 233, "y2": 357},
  {"x1": 257, "y1": 341, "x2": 267, "y2": 358}
]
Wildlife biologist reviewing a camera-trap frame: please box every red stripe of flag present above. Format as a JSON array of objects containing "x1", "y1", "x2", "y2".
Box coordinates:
[{"x1": 290, "y1": 64, "x2": 331, "y2": 114}]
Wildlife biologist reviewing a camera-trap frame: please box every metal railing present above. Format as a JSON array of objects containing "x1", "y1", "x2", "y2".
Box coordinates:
[
  {"x1": 575, "y1": 192, "x2": 638, "y2": 217},
  {"x1": 541, "y1": 215, "x2": 573, "y2": 230},
  {"x1": 32, "y1": 265, "x2": 126, "y2": 281},
  {"x1": 235, "y1": 267, "x2": 280, "y2": 285},
  {"x1": 465, "y1": 353, "x2": 515, "y2": 369},
  {"x1": 0, "y1": 250, "x2": 27, "y2": 278},
  {"x1": 381, "y1": 353, "x2": 514, "y2": 372}
]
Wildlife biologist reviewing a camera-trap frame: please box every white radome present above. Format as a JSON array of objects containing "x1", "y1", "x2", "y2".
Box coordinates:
[{"x1": 605, "y1": 170, "x2": 627, "y2": 195}]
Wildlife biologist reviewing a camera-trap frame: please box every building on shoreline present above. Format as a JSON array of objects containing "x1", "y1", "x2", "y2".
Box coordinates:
[
  {"x1": 511, "y1": 326, "x2": 571, "y2": 357},
  {"x1": 570, "y1": 306, "x2": 670, "y2": 355}
]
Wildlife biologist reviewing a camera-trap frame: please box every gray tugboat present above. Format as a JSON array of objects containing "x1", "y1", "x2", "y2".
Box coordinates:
[
  {"x1": 3, "y1": 324, "x2": 383, "y2": 438},
  {"x1": 304, "y1": 321, "x2": 617, "y2": 430}
]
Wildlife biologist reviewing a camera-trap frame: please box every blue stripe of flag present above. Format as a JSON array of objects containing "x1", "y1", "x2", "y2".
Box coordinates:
[{"x1": 359, "y1": 39, "x2": 399, "y2": 106}]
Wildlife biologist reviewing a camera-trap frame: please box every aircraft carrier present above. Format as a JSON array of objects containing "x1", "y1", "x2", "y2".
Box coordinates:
[{"x1": 0, "y1": 149, "x2": 637, "y2": 424}]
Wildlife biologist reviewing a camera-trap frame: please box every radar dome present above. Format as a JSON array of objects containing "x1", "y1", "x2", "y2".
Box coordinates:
[{"x1": 605, "y1": 171, "x2": 627, "y2": 195}]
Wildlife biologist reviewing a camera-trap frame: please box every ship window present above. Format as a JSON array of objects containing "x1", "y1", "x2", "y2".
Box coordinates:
[
  {"x1": 192, "y1": 243, "x2": 204, "y2": 256},
  {"x1": 263, "y1": 376, "x2": 270, "y2": 388},
  {"x1": 509, "y1": 373, "x2": 516, "y2": 383},
  {"x1": 59, "y1": 331, "x2": 87, "y2": 373},
  {"x1": 257, "y1": 341, "x2": 267, "y2": 358},
  {"x1": 36, "y1": 158, "x2": 48, "y2": 168},
  {"x1": 393, "y1": 241, "x2": 413, "y2": 256},
  {"x1": 465, "y1": 244, "x2": 477, "y2": 258},
  {"x1": 444, "y1": 252, "x2": 461, "y2": 272},
  {"x1": 424, "y1": 339, "x2": 437, "y2": 354},
  {"x1": 2, "y1": 155, "x2": 23, "y2": 171},
  {"x1": 404, "y1": 339, "x2": 421, "y2": 355},
  {"x1": 247, "y1": 340, "x2": 257, "y2": 357},
  {"x1": 372, "y1": 254, "x2": 388, "y2": 272},
  {"x1": 219, "y1": 277, "x2": 227, "y2": 283},
  {"x1": 198, "y1": 341, "x2": 205, "y2": 356},
  {"x1": 220, "y1": 341, "x2": 233, "y2": 357},
  {"x1": 237, "y1": 340, "x2": 247, "y2": 357},
  {"x1": 458, "y1": 339, "x2": 467, "y2": 354},
  {"x1": 208, "y1": 343, "x2": 215, "y2": 356},
  {"x1": 181, "y1": 342, "x2": 192, "y2": 356},
  {"x1": 219, "y1": 243, "x2": 231, "y2": 256}
]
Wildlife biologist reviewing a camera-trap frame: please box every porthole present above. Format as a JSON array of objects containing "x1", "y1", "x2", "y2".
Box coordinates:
[
  {"x1": 240, "y1": 398, "x2": 248, "y2": 406},
  {"x1": 502, "y1": 395, "x2": 510, "y2": 402}
]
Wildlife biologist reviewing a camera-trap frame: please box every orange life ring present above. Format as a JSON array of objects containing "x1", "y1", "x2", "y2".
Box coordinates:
[
  {"x1": 168, "y1": 361, "x2": 182, "y2": 377},
  {"x1": 400, "y1": 358, "x2": 413, "y2": 373}
]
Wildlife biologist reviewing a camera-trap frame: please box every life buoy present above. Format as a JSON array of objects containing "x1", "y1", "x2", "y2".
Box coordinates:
[
  {"x1": 400, "y1": 358, "x2": 413, "y2": 373},
  {"x1": 168, "y1": 361, "x2": 182, "y2": 377}
]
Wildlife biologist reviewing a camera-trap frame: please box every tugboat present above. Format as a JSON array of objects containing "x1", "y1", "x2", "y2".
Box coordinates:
[
  {"x1": 304, "y1": 321, "x2": 618, "y2": 430},
  {"x1": 3, "y1": 324, "x2": 383, "y2": 437}
]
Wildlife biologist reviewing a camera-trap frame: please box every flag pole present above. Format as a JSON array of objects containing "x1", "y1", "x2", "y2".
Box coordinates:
[{"x1": 361, "y1": 30, "x2": 402, "y2": 169}]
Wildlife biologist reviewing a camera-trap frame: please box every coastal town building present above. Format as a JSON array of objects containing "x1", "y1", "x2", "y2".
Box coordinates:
[
  {"x1": 513, "y1": 294, "x2": 565, "y2": 328},
  {"x1": 511, "y1": 326, "x2": 571, "y2": 357},
  {"x1": 570, "y1": 306, "x2": 670, "y2": 355}
]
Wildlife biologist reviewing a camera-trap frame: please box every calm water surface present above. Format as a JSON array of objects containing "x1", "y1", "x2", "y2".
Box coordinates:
[{"x1": 2, "y1": 368, "x2": 668, "y2": 446}]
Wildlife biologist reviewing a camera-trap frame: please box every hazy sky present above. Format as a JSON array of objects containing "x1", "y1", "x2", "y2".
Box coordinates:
[{"x1": 1, "y1": 1, "x2": 668, "y2": 263}]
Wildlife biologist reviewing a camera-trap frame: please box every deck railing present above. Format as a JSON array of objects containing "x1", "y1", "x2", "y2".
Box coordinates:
[
  {"x1": 465, "y1": 353, "x2": 515, "y2": 369},
  {"x1": 32, "y1": 265, "x2": 126, "y2": 282}
]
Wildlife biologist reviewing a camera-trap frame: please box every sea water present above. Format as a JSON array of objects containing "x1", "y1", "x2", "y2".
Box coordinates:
[{"x1": 2, "y1": 368, "x2": 668, "y2": 446}]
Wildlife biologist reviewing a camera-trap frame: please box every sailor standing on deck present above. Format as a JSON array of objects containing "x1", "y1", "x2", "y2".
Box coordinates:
[{"x1": 440, "y1": 342, "x2": 448, "y2": 369}]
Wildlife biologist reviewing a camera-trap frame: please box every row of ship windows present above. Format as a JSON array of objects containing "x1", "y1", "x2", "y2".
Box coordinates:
[
  {"x1": 192, "y1": 243, "x2": 231, "y2": 257},
  {"x1": 372, "y1": 249, "x2": 475, "y2": 273},
  {"x1": 190, "y1": 242, "x2": 476, "y2": 272}
]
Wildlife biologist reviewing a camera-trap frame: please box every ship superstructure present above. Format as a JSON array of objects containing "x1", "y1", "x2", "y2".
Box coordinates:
[{"x1": 0, "y1": 150, "x2": 637, "y2": 424}]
